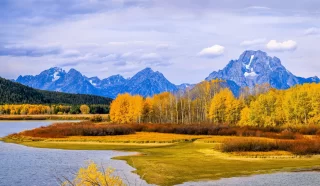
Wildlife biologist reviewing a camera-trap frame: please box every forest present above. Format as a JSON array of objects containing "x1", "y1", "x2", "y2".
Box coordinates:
[
  {"x1": 109, "y1": 79, "x2": 320, "y2": 127},
  {"x1": 0, "y1": 77, "x2": 112, "y2": 105}
]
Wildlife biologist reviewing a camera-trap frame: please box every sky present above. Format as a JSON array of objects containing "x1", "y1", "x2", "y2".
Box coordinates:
[{"x1": 0, "y1": 0, "x2": 320, "y2": 84}]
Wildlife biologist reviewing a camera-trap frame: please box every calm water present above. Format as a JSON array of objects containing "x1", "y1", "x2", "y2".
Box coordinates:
[
  {"x1": 0, "y1": 121, "x2": 151, "y2": 186},
  {"x1": 1, "y1": 121, "x2": 320, "y2": 186},
  {"x1": 179, "y1": 172, "x2": 320, "y2": 186}
]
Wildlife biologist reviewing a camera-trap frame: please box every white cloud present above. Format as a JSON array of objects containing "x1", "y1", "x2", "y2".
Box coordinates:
[
  {"x1": 246, "y1": 6, "x2": 271, "y2": 10},
  {"x1": 304, "y1": 27, "x2": 320, "y2": 36},
  {"x1": 198, "y1": 45, "x2": 225, "y2": 58},
  {"x1": 61, "y1": 49, "x2": 81, "y2": 58},
  {"x1": 140, "y1": 52, "x2": 171, "y2": 66},
  {"x1": 108, "y1": 42, "x2": 129, "y2": 46},
  {"x1": 141, "y1": 53, "x2": 161, "y2": 60},
  {"x1": 240, "y1": 38, "x2": 266, "y2": 47},
  {"x1": 266, "y1": 40, "x2": 297, "y2": 52},
  {"x1": 156, "y1": 44, "x2": 171, "y2": 50}
]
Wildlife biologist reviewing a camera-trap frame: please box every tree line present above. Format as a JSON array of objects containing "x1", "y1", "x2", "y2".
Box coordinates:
[
  {"x1": 0, "y1": 104, "x2": 109, "y2": 115},
  {"x1": 110, "y1": 79, "x2": 320, "y2": 127}
]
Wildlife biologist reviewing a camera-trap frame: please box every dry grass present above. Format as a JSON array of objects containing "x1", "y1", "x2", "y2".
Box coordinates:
[
  {"x1": 0, "y1": 114, "x2": 109, "y2": 120},
  {"x1": 5, "y1": 132, "x2": 209, "y2": 144},
  {"x1": 221, "y1": 137, "x2": 320, "y2": 155},
  {"x1": 231, "y1": 151, "x2": 294, "y2": 158},
  {"x1": 197, "y1": 136, "x2": 275, "y2": 143},
  {"x1": 16, "y1": 121, "x2": 134, "y2": 138}
]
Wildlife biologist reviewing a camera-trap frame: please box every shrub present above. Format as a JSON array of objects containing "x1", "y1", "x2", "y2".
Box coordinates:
[
  {"x1": 222, "y1": 137, "x2": 320, "y2": 155},
  {"x1": 80, "y1": 105, "x2": 90, "y2": 114},
  {"x1": 60, "y1": 161, "x2": 125, "y2": 186},
  {"x1": 223, "y1": 139, "x2": 277, "y2": 152},
  {"x1": 19, "y1": 121, "x2": 135, "y2": 138},
  {"x1": 90, "y1": 115, "x2": 103, "y2": 122}
]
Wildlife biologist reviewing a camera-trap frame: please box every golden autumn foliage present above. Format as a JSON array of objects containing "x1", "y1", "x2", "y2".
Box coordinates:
[
  {"x1": 80, "y1": 104, "x2": 90, "y2": 114},
  {"x1": 110, "y1": 79, "x2": 229, "y2": 124},
  {"x1": 62, "y1": 162, "x2": 125, "y2": 186},
  {"x1": 239, "y1": 83, "x2": 320, "y2": 127},
  {"x1": 0, "y1": 104, "x2": 58, "y2": 115},
  {"x1": 110, "y1": 93, "x2": 144, "y2": 124},
  {"x1": 108, "y1": 81, "x2": 320, "y2": 127},
  {"x1": 208, "y1": 88, "x2": 243, "y2": 124}
]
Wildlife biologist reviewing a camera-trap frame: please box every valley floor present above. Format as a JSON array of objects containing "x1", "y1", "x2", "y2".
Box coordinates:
[{"x1": 3, "y1": 132, "x2": 320, "y2": 186}]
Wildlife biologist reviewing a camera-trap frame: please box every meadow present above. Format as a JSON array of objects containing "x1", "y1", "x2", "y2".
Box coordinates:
[{"x1": 3, "y1": 121, "x2": 320, "y2": 185}]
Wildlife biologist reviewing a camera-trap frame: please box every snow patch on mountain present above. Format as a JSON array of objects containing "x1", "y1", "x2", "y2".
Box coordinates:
[
  {"x1": 52, "y1": 72, "x2": 60, "y2": 81},
  {"x1": 244, "y1": 71, "x2": 257, "y2": 77},
  {"x1": 89, "y1": 80, "x2": 97, "y2": 86},
  {"x1": 245, "y1": 55, "x2": 254, "y2": 69}
]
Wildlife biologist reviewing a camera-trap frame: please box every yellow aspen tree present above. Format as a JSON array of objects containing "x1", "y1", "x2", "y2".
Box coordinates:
[
  {"x1": 142, "y1": 97, "x2": 154, "y2": 123},
  {"x1": 80, "y1": 105, "x2": 90, "y2": 114},
  {"x1": 64, "y1": 162, "x2": 125, "y2": 186},
  {"x1": 110, "y1": 94, "x2": 130, "y2": 123},
  {"x1": 209, "y1": 88, "x2": 234, "y2": 124},
  {"x1": 239, "y1": 106, "x2": 251, "y2": 126},
  {"x1": 131, "y1": 95, "x2": 144, "y2": 123}
]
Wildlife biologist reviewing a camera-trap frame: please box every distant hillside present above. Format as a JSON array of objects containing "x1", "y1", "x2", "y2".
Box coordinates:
[{"x1": 0, "y1": 77, "x2": 112, "y2": 105}]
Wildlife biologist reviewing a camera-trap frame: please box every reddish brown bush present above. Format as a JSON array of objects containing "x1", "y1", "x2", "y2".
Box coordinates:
[
  {"x1": 20, "y1": 121, "x2": 135, "y2": 138},
  {"x1": 222, "y1": 137, "x2": 320, "y2": 155}
]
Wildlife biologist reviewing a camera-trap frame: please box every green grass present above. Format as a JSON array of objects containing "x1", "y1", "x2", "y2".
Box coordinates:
[
  {"x1": 116, "y1": 142, "x2": 320, "y2": 185},
  {"x1": 3, "y1": 137, "x2": 320, "y2": 186}
]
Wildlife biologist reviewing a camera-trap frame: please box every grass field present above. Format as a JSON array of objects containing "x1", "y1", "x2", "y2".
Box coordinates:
[
  {"x1": 0, "y1": 114, "x2": 109, "y2": 120},
  {"x1": 3, "y1": 132, "x2": 320, "y2": 186}
]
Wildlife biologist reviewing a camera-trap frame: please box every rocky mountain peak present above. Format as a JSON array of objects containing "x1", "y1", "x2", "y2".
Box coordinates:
[
  {"x1": 206, "y1": 50, "x2": 319, "y2": 90},
  {"x1": 135, "y1": 67, "x2": 157, "y2": 76}
]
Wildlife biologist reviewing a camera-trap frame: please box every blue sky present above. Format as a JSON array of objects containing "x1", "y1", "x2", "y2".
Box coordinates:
[{"x1": 1, "y1": 0, "x2": 320, "y2": 84}]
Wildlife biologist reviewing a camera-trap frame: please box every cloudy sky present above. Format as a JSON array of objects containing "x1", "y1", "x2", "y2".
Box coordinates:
[{"x1": 1, "y1": 0, "x2": 320, "y2": 84}]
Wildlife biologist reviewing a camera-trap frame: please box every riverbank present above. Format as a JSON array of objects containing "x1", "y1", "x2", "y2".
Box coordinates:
[
  {"x1": 0, "y1": 114, "x2": 109, "y2": 120},
  {"x1": 3, "y1": 132, "x2": 320, "y2": 186}
]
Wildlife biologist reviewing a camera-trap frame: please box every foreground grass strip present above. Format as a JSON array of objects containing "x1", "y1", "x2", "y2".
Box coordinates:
[
  {"x1": 116, "y1": 142, "x2": 320, "y2": 186},
  {"x1": 0, "y1": 114, "x2": 109, "y2": 120}
]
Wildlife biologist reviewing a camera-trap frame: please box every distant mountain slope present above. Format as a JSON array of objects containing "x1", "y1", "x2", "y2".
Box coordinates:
[
  {"x1": 0, "y1": 77, "x2": 112, "y2": 105},
  {"x1": 16, "y1": 67, "x2": 180, "y2": 98},
  {"x1": 17, "y1": 67, "x2": 99, "y2": 95},
  {"x1": 86, "y1": 74, "x2": 128, "y2": 98},
  {"x1": 120, "y1": 68, "x2": 178, "y2": 97},
  {"x1": 206, "y1": 50, "x2": 320, "y2": 90}
]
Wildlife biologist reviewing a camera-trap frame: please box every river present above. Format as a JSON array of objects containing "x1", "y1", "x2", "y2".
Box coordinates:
[{"x1": 0, "y1": 121, "x2": 151, "y2": 186}]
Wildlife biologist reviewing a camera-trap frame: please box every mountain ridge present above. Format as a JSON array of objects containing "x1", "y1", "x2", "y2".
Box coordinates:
[
  {"x1": 16, "y1": 50, "x2": 319, "y2": 98},
  {"x1": 17, "y1": 67, "x2": 181, "y2": 98}
]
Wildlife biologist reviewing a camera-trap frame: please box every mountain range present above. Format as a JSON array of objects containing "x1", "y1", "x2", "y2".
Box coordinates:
[
  {"x1": 16, "y1": 50, "x2": 320, "y2": 98},
  {"x1": 16, "y1": 67, "x2": 180, "y2": 98}
]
